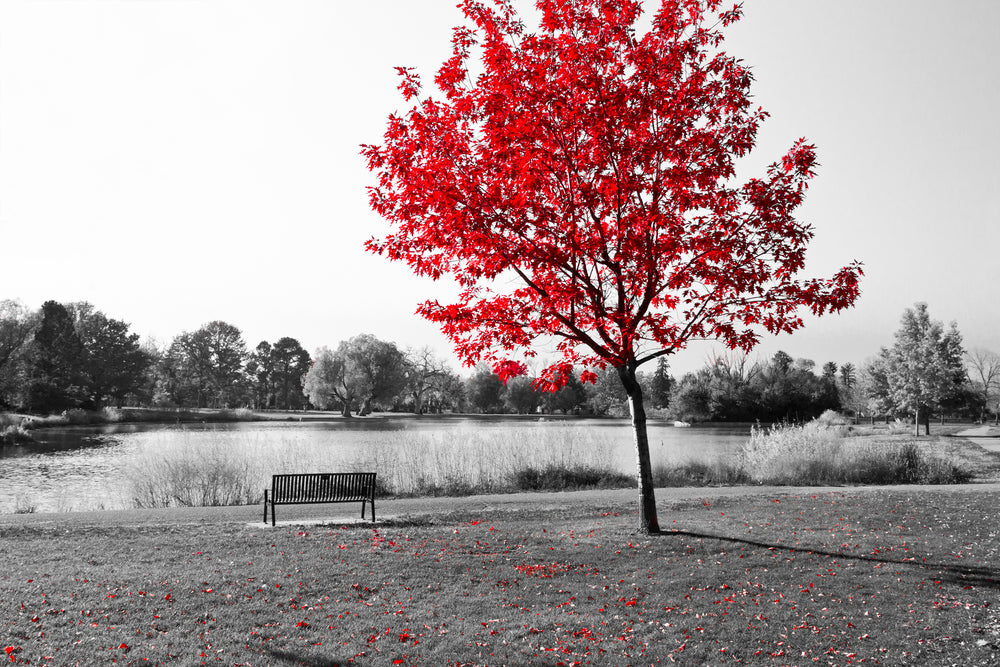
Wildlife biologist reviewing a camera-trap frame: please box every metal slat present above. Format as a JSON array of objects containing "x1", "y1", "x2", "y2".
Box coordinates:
[{"x1": 263, "y1": 472, "x2": 377, "y2": 525}]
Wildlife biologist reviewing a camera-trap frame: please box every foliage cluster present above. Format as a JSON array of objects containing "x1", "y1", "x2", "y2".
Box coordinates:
[
  {"x1": 669, "y1": 350, "x2": 842, "y2": 423},
  {"x1": 4, "y1": 297, "x2": 996, "y2": 433},
  {"x1": 1, "y1": 297, "x2": 678, "y2": 423},
  {"x1": 0, "y1": 300, "x2": 148, "y2": 414},
  {"x1": 863, "y1": 303, "x2": 983, "y2": 435},
  {"x1": 669, "y1": 302, "x2": 1000, "y2": 431},
  {"x1": 0, "y1": 299, "x2": 461, "y2": 419},
  {"x1": 365, "y1": 0, "x2": 864, "y2": 533}
]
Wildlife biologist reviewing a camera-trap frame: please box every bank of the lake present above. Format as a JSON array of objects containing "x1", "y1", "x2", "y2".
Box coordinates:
[
  {"x1": 3, "y1": 413, "x2": 999, "y2": 515},
  {"x1": 1, "y1": 416, "x2": 756, "y2": 513}
]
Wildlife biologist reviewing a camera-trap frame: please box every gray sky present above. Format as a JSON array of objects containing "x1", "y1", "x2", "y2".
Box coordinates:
[{"x1": 1, "y1": 0, "x2": 998, "y2": 376}]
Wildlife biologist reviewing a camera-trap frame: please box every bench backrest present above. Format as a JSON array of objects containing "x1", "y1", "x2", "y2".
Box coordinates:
[{"x1": 271, "y1": 472, "x2": 376, "y2": 503}]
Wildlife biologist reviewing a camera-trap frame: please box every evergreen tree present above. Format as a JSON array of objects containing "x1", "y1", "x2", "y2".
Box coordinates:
[
  {"x1": 503, "y1": 375, "x2": 540, "y2": 414},
  {"x1": 875, "y1": 303, "x2": 966, "y2": 435},
  {"x1": 25, "y1": 301, "x2": 88, "y2": 413},
  {"x1": 465, "y1": 365, "x2": 505, "y2": 414},
  {"x1": 650, "y1": 358, "x2": 674, "y2": 409},
  {"x1": 76, "y1": 312, "x2": 150, "y2": 408}
]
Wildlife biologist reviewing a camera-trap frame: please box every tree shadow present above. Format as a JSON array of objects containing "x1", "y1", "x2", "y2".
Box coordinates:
[
  {"x1": 655, "y1": 528, "x2": 1000, "y2": 591},
  {"x1": 263, "y1": 648, "x2": 345, "y2": 667}
]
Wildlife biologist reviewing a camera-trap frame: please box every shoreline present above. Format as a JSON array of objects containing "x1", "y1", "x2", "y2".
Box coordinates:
[{"x1": 5, "y1": 481, "x2": 1000, "y2": 529}]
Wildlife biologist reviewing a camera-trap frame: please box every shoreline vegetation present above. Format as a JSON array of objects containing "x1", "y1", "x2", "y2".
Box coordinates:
[
  {"x1": 120, "y1": 418, "x2": 988, "y2": 512},
  {"x1": 5, "y1": 409, "x2": 999, "y2": 515}
]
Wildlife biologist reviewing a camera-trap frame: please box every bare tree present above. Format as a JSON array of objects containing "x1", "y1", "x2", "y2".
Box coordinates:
[
  {"x1": 965, "y1": 348, "x2": 1000, "y2": 424},
  {"x1": 403, "y1": 346, "x2": 451, "y2": 414}
]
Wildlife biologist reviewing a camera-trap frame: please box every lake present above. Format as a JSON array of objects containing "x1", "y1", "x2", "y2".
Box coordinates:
[{"x1": 0, "y1": 417, "x2": 752, "y2": 514}]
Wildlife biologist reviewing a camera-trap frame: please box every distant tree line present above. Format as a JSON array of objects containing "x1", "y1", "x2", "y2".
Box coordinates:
[
  {"x1": 668, "y1": 350, "x2": 841, "y2": 423},
  {"x1": 2, "y1": 300, "x2": 997, "y2": 428},
  {"x1": 0, "y1": 299, "x2": 669, "y2": 418},
  {"x1": 669, "y1": 303, "x2": 1000, "y2": 432},
  {"x1": 0, "y1": 300, "x2": 315, "y2": 413}
]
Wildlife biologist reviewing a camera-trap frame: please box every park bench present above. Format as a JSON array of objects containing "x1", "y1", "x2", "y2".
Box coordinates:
[{"x1": 263, "y1": 472, "x2": 377, "y2": 526}]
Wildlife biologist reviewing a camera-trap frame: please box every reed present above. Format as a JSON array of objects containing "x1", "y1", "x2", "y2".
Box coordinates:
[
  {"x1": 738, "y1": 421, "x2": 971, "y2": 485},
  {"x1": 118, "y1": 419, "x2": 973, "y2": 509},
  {"x1": 122, "y1": 425, "x2": 631, "y2": 507}
]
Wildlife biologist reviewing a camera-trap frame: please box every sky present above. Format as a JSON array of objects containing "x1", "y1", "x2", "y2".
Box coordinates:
[{"x1": 1, "y1": 0, "x2": 998, "y2": 378}]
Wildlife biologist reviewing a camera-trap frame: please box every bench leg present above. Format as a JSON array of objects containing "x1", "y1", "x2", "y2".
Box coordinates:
[
  {"x1": 263, "y1": 490, "x2": 268, "y2": 525},
  {"x1": 361, "y1": 500, "x2": 366, "y2": 521}
]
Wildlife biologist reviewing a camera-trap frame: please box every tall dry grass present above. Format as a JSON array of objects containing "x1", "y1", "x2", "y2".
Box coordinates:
[
  {"x1": 738, "y1": 421, "x2": 971, "y2": 485},
  {"x1": 122, "y1": 425, "x2": 628, "y2": 507},
  {"x1": 119, "y1": 418, "x2": 974, "y2": 509}
]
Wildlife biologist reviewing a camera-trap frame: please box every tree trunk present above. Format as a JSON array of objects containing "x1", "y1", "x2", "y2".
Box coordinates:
[
  {"x1": 617, "y1": 365, "x2": 660, "y2": 534},
  {"x1": 913, "y1": 405, "x2": 920, "y2": 437}
]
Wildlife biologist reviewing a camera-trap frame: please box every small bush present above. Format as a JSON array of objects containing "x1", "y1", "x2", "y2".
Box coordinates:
[
  {"x1": 63, "y1": 409, "x2": 94, "y2": 425},
  {"x1": 128, "y1": 440, "x2": 261, "y2": 508},
  {"x1": 653, "y1": 460, "x2": 748, "y2": 487},
  {"x1": 513, "y1": 465, "x2": 634, "y2": 492},
  {"x1": 218, "y1": 408, "x2": 256, "y2": 421},
  {"x1": 815, "y1": 410, "x2": 850, "y2": 427},
  {"x1": 1, "y1": 424, "x2": 34, "y2": 445},
  {"x1": 13, "y1": 497, "x2": 36, "y2": 514},
  {"x1": 918, "y1": 455, "x2": 973, "y2": 484},
  {"x1": 410, "y1": 475, "x2": 481, "y2": 497}
]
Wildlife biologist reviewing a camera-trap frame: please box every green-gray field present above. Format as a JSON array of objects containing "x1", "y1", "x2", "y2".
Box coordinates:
[{"x1": 2, "y1": 483, "x2": 999, "y2": 666}]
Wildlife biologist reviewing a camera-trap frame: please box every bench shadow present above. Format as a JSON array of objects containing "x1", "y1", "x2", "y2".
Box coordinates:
[
  {"x1": 263, "y1": 648, "x2": 345, "y2": 667},
  {"x1": 656, "y1": 528, "x2": 1000, "y2": 591}
]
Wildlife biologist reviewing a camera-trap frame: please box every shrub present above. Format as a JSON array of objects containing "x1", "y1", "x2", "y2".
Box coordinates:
[
  {"x1": 652, "y1": 460, "x2": 748, "y2": 487},
  {"x1": 739, "y1": 422, "x2": 971, "y2": 485},
  {"x1": 1, "y1": 425, "x2": 34, "y2": 445},
  {"x1": 740, "y1": 421, "x2": 844, "y2": 484},
  {"x1": 13, "y1": 497, "x2": 37, "y2": 514},
  {"x1": 815, "y1": 410, "x2": 850, "y2": 427},
  {"x1": 63, "y1": 409, "x2": 94, "y2": 425},
  {"x1": 513, "y1": 465, "x2": 634, "y2": 491},
  {"x1": 127, "y1": 438, "x2": 261, "y2": 508}
]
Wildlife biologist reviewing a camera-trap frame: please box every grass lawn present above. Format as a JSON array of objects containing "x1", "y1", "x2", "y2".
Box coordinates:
[{"x1": 2, "y1": 486, "x2": 999, "y2": 665}]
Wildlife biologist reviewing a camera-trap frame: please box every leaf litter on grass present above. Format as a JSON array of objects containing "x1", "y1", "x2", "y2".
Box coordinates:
[{"x1": 1, "y1": 488, "x2": 999, "y2": 665}]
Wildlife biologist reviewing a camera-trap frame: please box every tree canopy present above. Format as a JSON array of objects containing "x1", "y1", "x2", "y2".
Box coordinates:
[
  {"x1": 365, "y1": 0, "x2": 862, "y2": 532},
  {"x1": 869, "y1": 303, "x2": 965, "y2": 435}
]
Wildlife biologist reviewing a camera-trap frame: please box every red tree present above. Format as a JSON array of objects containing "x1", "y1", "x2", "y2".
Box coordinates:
[{"x1": 364, "y1": 0, "x2": 862, "y2": 533}]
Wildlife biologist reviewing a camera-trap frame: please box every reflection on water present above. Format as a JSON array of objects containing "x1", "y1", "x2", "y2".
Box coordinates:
[{"x1": 0, "y1": 418, "x2": 751, "y2": 514}]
